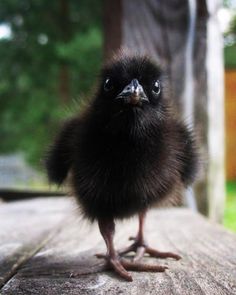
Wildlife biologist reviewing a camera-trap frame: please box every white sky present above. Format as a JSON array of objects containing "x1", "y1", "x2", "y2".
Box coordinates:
[
  {"x1": 0, "y1": 24, "x2": 11, "y2": 39},
  {"x1": 218, "y1": 7, "x2": 234, "y2": 32}
]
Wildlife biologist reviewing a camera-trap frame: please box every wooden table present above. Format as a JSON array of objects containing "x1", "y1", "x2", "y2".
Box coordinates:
[{"x1": 0, "y1": 197, "x2": 236, "y2": 294}]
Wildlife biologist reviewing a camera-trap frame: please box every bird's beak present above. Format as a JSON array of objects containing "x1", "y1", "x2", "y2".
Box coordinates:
[{"x1": 116, "y1": 79, "x2": 149, "y2": 105}]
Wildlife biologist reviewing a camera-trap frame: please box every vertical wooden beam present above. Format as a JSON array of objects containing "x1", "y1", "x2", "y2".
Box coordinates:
[
  {"x1": 121, "y1": 0, "x2": 189, "y2": 110},
  {"x1": 206, "y1": 0, "x2": 225, "y2": 222},
  {"x1": 103, "y1": 0, "x2": 122, "y2": 60},
  {"x1": 193, "y1": 0, "x2": 208, "y2": 215}
]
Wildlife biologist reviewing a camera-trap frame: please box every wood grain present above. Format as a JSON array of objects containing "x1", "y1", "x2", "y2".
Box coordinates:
[
  {"x1": 0, "y1": 197, "x2": 74, "y2": 289},
  {"x1": 1, "y1": 198, "x2": 236, "y2": 294}
]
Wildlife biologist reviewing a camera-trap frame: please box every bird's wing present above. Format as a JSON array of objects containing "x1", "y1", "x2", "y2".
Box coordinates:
[
  {"x1": 45, "y1": 117, "x2": 81, "y2": 185},
  {"x1": 177, "y1": 123, "x2": 199, "y2": 186}
]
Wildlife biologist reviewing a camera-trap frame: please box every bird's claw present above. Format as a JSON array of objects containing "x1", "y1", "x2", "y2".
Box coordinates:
[
  {"x1": 119, "y1": 238, "x2": 181, "y2": 262},
  {"x1": 95, "y1": 253, "x2": 168, "y2": 281},
  {"x1": 146, "y1": 247, "x2": 181, "y2": 261}
]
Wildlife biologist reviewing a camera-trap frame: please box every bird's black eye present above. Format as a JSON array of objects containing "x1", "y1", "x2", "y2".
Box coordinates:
[
  {"x1": 152, "y1": 80, "x2": 161, "y2": 95},
  {"x1": 104, "y1": 78, "x2": 113, "y2": 92}
]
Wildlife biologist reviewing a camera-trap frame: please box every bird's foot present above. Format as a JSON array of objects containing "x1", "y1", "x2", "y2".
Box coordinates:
[
  {"x1": 118, "y1": 236, "x2": 181, "y2": 262},
  {"x1": 95, "y1": 253, "x2": 168, "y2": 281}
]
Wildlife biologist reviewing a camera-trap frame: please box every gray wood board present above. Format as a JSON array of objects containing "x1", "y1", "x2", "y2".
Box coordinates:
[
  {"x1": 0, "y1": 197, "x2": 75, "y2": 289},
  {"x1": 1, "y1": 198, "x2": 236, "y2": 294}
]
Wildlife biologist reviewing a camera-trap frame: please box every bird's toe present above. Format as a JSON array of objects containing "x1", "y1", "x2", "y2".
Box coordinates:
[
  {"x1": 133, "y1": 246, "x2": 146, "y2": 262},
  {"x1": 146, "y1": 247, "x2": 182, "y2": 260},
  {"x1": 121, "y1": 258, "x2": 168, "y2": 273},
  {"x1": 110, "y1": 258, "x2": 133, "y2": 281}
]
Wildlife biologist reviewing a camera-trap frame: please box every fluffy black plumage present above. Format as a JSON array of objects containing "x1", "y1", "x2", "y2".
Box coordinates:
[
  {"x1": 46, "y1": 53, "x2": 199, "y2": 281},
  {"x1": 46, "y1": 54, "x2": 198, "y2": 221}
]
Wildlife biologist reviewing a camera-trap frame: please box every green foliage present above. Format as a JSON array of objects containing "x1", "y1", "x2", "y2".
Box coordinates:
[
  {"x1": 224, "y1": 10, "x2": 236, "y2": 68},
  {"x1": 223, "y1": 0, "x2": 235, "y2": 8},
  {"x1": 224, "y1": 182, "x2": 236, "y2": 232},
  {"x1": 228, "y1": 12, "x2": 236, "y2": 35},
  {"x1": 0, "y1": 0, "x2": 103, "y2": 168},
  {"x1": 224, "y1": 44, "x2": 236, "y2": 68}
]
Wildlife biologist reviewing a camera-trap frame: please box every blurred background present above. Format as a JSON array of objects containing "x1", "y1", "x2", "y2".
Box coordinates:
[{"x1": 0, "y1": 0, "x2": 235, "y2": 230}]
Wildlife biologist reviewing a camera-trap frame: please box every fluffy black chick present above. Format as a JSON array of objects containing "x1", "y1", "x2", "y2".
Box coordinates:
[{"x1": 45, "y1": 53, "x2": 198, "y2": 281}]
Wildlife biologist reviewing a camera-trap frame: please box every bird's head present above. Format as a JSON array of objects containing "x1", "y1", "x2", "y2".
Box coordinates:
[{"x1": 95, "y1": 54, "x2": 166, "y2": 115}]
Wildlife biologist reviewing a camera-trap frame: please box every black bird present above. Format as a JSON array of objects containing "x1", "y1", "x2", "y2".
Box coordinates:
[{"x1": 45, "y1": 53, "x2": 198, "y2": 281}]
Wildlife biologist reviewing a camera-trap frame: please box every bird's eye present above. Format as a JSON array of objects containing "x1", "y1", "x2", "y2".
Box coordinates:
[
  {"x1": 152, "y1": 80, "x2": 161, "y2": 95},
  {"x1": 104, "y1": 78, "x2": 113, "y2": 92}
]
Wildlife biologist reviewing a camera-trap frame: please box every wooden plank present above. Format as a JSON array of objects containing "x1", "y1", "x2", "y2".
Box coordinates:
[
  {"x1": 1, "y1": 199, "x2": 236, "y2": 294},
  {"x1": 0, "y1": 197, "x2": 74, "y2": 289}
]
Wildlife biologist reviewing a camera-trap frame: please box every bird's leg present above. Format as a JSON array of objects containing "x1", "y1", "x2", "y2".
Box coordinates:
[
  {"x1": 96, "y1": 217, "x2": 167, "y2": 281},
  {"x1": 96, "y1": 217, "x2": 133, "y2": 281},
  {"x1": 119, "y1": 211, "x2": 181, "y2": 262}
]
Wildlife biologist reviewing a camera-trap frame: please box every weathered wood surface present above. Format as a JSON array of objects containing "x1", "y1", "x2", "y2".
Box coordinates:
[
  {"x1": 0, "y1": 197, "x2": 74, "y2": 289},
  {"x1": 1, "y1": 197, "x2": 236, "y2": 294}
]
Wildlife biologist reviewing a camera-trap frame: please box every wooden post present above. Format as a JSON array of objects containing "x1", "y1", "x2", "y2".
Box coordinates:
[
  {"x1": 103, "y1": 0, "x2": 122, "y2": 60},
  {"x1": 103, "y1": 0, "x2": 226, "y2": 222},
  {"x1": 206, "y1": 0, "x2": 225, "y2": 222}
]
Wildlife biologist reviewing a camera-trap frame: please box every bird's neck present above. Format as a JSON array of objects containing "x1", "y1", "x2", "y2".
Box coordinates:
[{"x1": 91, "y1": 106, "x2": 165, "y2": 140}]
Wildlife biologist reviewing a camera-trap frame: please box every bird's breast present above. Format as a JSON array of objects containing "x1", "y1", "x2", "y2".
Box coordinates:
[{"x1": 71, "y1": 129, "x2": 178, "y2": 220}]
